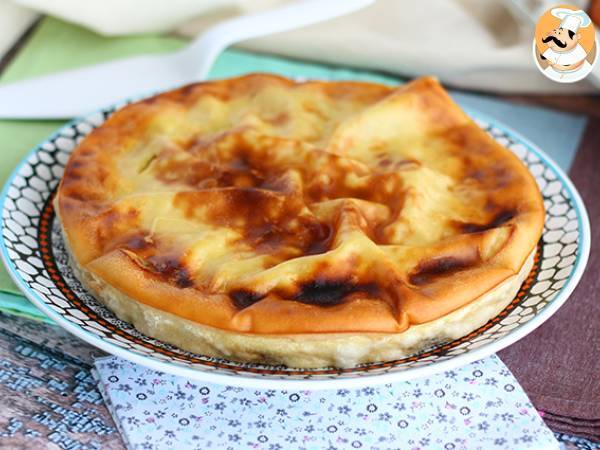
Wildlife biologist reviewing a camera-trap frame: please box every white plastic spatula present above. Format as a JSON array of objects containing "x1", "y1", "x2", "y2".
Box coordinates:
[{"x1": 0, "y1": 0, "x2": 374, "y2": 120}]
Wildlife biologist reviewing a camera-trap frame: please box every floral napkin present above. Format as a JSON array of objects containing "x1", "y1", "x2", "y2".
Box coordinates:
[{"x1": 93, "y1": 355, "x2": 559, "y2": 450}]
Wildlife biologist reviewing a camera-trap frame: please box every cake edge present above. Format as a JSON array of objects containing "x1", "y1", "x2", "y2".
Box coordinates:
[{"x1": 56, "y1": 206, "x2": 535, "y2": 369}]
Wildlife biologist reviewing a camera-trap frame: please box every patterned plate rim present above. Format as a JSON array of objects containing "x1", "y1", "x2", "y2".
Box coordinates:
[{"x1": 0, "y1": 105, "x2": 591, "y2": 390}]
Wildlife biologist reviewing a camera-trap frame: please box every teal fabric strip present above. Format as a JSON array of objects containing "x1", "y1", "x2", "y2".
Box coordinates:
[{"x1": 0, "y1": 291, "x2": 52, "y2": 323}]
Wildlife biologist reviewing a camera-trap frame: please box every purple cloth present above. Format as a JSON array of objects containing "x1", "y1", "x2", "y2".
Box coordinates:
[{"x1": 499, "y1": 118, "x2": 600, "y2": 441}]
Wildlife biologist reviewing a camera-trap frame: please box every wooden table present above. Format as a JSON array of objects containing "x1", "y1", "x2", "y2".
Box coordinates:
[
  {"x1": 0, "y1": 312, "x2": 124, "y2": 449},
  {"x1": 0, "y1": 19, "x2": 597, "y2": 450}
]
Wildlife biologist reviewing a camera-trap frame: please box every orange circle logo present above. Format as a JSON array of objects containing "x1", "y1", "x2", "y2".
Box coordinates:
[{"x1": 533, "y1": 4, "x2": 597, "y2": 83}]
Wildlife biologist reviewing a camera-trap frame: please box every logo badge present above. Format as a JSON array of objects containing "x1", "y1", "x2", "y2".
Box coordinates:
[{"x1": 533, "y1": 5, "x2": 597, "y2": 83}]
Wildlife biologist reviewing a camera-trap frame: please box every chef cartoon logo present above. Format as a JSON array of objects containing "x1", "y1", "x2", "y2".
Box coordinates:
[{"x1": 533, "y1": 5, "x2": 597, "y2": 83}]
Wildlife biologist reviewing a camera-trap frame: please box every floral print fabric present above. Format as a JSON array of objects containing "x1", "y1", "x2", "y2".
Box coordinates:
[{"x1": 93, "y1": 355, "x2": 558, "y2": 450}]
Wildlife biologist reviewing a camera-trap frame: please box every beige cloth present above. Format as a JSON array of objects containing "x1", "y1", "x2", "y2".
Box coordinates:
[
  {"x1": 1, "y1": 0, "x2": 599, "y2": 93},
  {"x1": 0, "y1": 0, "x2": 37, "y2": 57}
]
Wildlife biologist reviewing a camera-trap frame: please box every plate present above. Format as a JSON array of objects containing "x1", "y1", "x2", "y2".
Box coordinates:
[{"x1": 0, "y1": 103, "x2": 590, "y2": 389}]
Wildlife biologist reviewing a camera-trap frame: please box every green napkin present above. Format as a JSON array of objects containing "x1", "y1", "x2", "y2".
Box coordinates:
[{"x1": 0, "y1": 17, "x2": 399, "y2": 321}]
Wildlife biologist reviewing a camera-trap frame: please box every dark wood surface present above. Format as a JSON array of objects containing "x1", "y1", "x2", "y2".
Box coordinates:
[
  {"x1": 0, "y1": 18, "x2": 597, "y2": 450},
  {"x1": 503, "y1": 94, "x2": 600, "y2": 119},
  {"x1": 0, "y1": 312, "x2": 124, "y2": 449}
]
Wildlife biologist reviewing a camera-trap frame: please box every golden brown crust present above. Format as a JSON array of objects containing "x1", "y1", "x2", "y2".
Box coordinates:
[
  {"x1": 62, "y1": 217, "x2": 534, "y2": 368},
  {"x1": 56, "y1": 74, "x2": 544, "y2": 336},
  {"x1": 61, "y1": 216, "x2": 535, "y2": 368}
]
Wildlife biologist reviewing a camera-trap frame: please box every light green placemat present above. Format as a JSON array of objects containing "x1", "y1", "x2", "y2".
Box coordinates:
[{"x1": 0, "y1": 17, "x2": 398, "y2": 322}]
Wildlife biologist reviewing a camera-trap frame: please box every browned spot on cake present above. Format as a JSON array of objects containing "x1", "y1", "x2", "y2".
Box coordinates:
[
  {"x1": 304, "y1": 222, "x2": 334, "y2": 255},
  {"x1": 229, "y1": 289, "x2": 266, "y2": 310},
  {"x1": 228, "y1": 277, "x2": 381, "y2": 310},
  {"x1": 145, "y1": 254, "x2": 194, "y2": 288},
  {"x1": 458, "y1": 209, "x2": 516, "y2": 234},
  {"x1": 465, "y1": 165, "x2": 516, "y2": 190},
  {"x1": 290, "y1": 278, "x2": 381, "y2": 307},
  {"x1": 122, "y1": 234, "x2": 153, "y2": 251},
  {"x1": 180, "y1": 83, "x2": 198, "y2": 98},
  {"x1": 118, "y1": 233, "x2": 194, "y2": 289},
  {"x1": 378, "y1": 158, "x2": 392, "y2": 168},
  {"x1": 489, "y1": 166, "x2": 515, "y2": 189},
  {"x1": 94, "y1": 208, "x2": 141, "y2": 253},
  {"x1": 60, "y1": 155, "x2": 113, "y2": 202},
  {"x1": 266, "y1": 112, "x2": 290, "y2": 127},
  {"x1": 409, "y1": 250, "x2": 480, "y2": 286}
]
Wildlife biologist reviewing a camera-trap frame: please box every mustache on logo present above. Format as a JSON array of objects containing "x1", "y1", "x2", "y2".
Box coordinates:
[{"x1": 542, "y1": 35, "x2": 567, "y2": 48}]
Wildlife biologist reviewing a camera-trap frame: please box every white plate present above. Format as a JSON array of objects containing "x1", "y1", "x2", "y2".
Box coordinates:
[{"x1": 0, "y1": 104, "x2": 590, "y2": 389}]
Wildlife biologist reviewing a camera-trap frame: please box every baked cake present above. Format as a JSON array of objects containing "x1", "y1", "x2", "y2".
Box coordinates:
[{"x1": 55, "y1": 74, "x2": 545, "y2": 368}]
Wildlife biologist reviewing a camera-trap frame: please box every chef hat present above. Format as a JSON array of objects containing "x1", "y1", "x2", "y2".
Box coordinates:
[{"x1": 551, "y1": 8, "x2": 592, "y2": 33}]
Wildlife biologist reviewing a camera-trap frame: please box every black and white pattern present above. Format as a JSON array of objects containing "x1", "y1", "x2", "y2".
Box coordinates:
[{"x1": 0, "y1": 105, "x2": 590, "y2": 388}]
